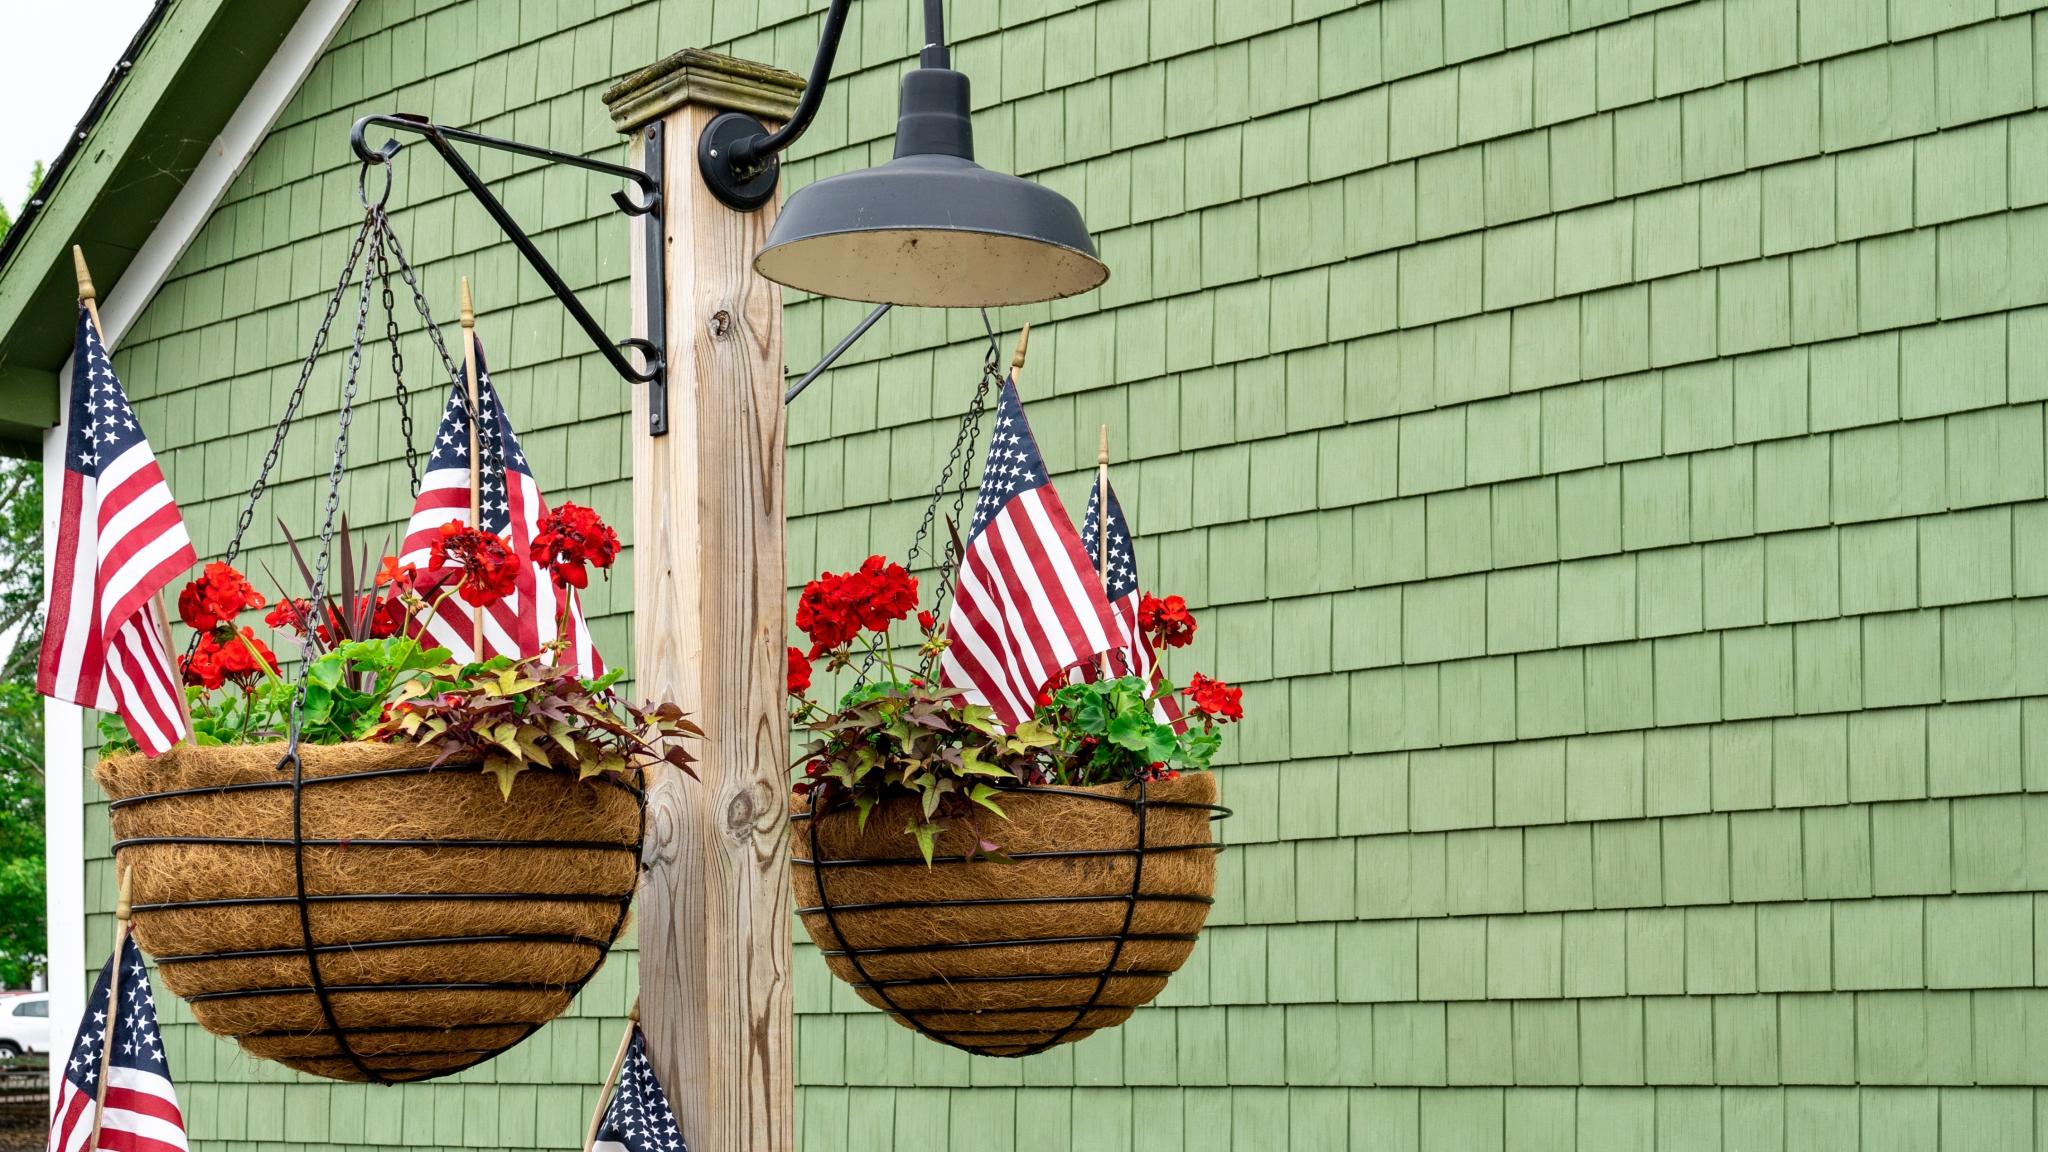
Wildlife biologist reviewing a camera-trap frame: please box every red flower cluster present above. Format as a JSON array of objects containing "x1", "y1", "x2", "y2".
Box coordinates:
[
  {"x1": 1185, "y1": 672, "x2": 1243, "y2": 724},
  {"x1": 531, "y1": 503, "x2": 620, "y2": 590},
  {"x1": 360, "y1": 593, "x2": 408, "y2": 639},
  {"x1": 178, "y1": 562, "x2": 265, "y2": 634},
  {"x1": 181, "y1": 627, "x2": 277, "y2": 690},
  {"x1": 265, "y1": 592, "x2": 405, "y2": 645},
  {"x1": 429, "y1": 521, "x2": 520, "y2": 608},
  {"x1": 787, "y1": 646, "x2": 813, "y2": 697},
  {"x1": 264, "y1": 597, "x2": 316, "y2": 637},
  {"x1": 795, "y1": 555, "x2": 919, "y2": 653},
  {"x1": 1138, "y1": 593, "x2": 1197, "y2": 649}
]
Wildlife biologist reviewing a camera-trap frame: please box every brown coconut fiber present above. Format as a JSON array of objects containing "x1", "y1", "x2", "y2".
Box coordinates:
[
  {"x1": 792, "y1": 772, "x2": 1220, "y2": 1056},
  {"x1": 95, "y1": 741, "x2": 642, "y2": 1083}
]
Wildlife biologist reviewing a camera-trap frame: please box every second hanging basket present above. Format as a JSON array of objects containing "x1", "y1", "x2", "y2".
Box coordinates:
[
  {"x1": 97, "y1": 742, "x2": 642, "y2": 1083},
  {"x1": 791, "y1": 772, "x2": 1224, "y2": 1057}
]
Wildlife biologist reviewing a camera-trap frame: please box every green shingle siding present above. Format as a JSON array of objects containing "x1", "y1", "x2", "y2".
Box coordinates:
[{"x1": 66, "y1": 0, "x2": 2048, "y2": 1146}]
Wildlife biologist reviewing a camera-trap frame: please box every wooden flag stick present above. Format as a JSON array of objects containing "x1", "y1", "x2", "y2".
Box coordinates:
[
  {"x1": 74, "y1": 245, "x2": 194, "y2": 737},
  {"x1": 1096, "y1": 424, "x2": 1113, "y2": 680},
  {"x1": 584, "y1": 997, "x2": 642, "y2": 1152},
  {"x1": 87, "y1": 866, "x2": 134, "y2": 1152},
  {"x1": 459, "y1": 277, "x2": 484, "y2": 654},
  {"x1": 1009, "y1": 323, "x2": 1031, "y2": 380}
]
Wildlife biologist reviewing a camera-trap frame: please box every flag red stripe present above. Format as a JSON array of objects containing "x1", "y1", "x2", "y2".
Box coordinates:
[
  {"x1": 48, "y1": 1079, "x2": 89, "y2": 1152},
  {"x1": 101, "y1": 1084, "x2": 184, "y2": 1128},
  {"x1": 91, "y1": 1126, "x2": 187, "y2": 1152},
  {"x1": 941, "y1": 570, "x2": 1035, "y2": 722},
  {"x1": 36, "y1": 468, "x2": 90, "y2": 698}
]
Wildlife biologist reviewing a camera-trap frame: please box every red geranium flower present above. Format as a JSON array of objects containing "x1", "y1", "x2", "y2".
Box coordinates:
[
  {"x1": 365, "y1": 593, "x2": 408, "y2": 639},
  {"x1": 531, "y1": 503, "x2": 620, "y2": 590},
  {"x1": 787, "y1": 646, "x2": 813, "y2": 697},
  {"x1": 429, "y1": 521, "x2": 520, "y2": 608},
  {"x1": 1185, "y1": 672, "x2": 1243, "y2": 724},
  {"x1": 180, "y1": 633, "x2": 227, "y2": 690},
  {"x1": 214, "y1": 627, "x2": 277, "y2": 685},
  {"x1": 1137, "y1": 593, "x2": 1196, "y2": 649},
  {"x1": 917, "y1": 609, "x2": 936, "y2": 634},
  {"x1": 177, "y1": 562, "x2": 265, "y2": 634},
  {"x1": 795, "y1": 555, "x2": 919, "y2": 652},
  {"x1": 264, "y1": 597, "x2": 316, "y2": 638}
]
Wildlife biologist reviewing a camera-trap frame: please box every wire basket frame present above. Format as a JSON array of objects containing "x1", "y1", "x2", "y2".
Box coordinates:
[
  {"x1": 107, "y1": 759, "x2": 644, "y2": 1084},
  {"x1": 792, "y1": 781, "x2": 1229, "y2": 1057}
]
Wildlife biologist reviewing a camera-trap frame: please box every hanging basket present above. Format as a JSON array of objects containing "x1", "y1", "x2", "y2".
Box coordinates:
[
  {"x1": 791, "y1": 773, "x2": 1225, "y2": 1057},
  {"x1": 96, "y1": 741, "x2": 642, "y2": 1083}
]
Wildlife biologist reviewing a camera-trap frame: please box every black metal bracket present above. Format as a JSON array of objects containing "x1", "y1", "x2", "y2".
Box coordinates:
[
  {"x1": 349, "y1": 114, "x2": 673, "y2": 435},
  {"x1": 699, "y1": 0, "x2": 855, "y2": 210}
]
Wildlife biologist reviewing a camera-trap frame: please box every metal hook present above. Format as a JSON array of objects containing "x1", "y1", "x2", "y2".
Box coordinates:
[
  {"x1": 356, "y1": 158, "x2": 393, "y2": 210},
  {"x1": 610, "y1": 186, "x2": 661, "y2": 217},
  {"x1": 617, "y1": 338, "x2": 662, "y2": 381}
]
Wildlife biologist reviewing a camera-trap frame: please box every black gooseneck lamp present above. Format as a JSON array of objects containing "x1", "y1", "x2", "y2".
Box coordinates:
[{"x1": 697, "y1": 0, "x2": 1110, "y2": 309}]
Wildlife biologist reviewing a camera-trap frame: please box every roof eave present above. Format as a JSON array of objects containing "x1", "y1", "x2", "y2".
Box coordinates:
[{"x1": 0, "y1": 0, "x2": 315, "y2": 453}]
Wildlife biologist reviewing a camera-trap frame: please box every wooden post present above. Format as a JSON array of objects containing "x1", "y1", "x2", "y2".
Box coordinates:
[
  {"x1": 602, "y1": 51, "x2": 805, "y2": 1152},
  {"x1": 74, "y1": 245, "x2": 193, "y2": 737},
  {"x1": 459, "y1": 277, "x2": 484, "y2": 653},
  {"x1": 87, "y1": 866, "x2": 133, "y2": 1152}
]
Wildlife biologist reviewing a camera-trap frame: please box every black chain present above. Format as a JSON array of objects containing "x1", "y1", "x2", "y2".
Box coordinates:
[
  {"x1": 376, "y1": 211, "x2": 464, "y2": 390},
  {"x1": 213, "y1": 216, "x2": 373, "y2": 581},
  {"x1": 204, "y1": 168, "x2": 452, "y2": 664},
  {"x1": 193, "y1": 214, "x2": 375, "y2": 663},
  {"x1": 287, "y1": 219, "x2": 381, "y2": 743},
  {"x1": 924, "y1": 314, "x2": 1003, "y2": 620},
  {"x1": 374, "y1": 228, "x2": 421, "y2": 496},
  {"x1": 858, "y1": 311, "x2": 1002, "y2": 683}
]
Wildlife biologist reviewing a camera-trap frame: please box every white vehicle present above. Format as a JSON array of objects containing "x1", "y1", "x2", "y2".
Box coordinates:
[{"x1": 0, "y1": 992, "x2": 48, "y2": 1060}]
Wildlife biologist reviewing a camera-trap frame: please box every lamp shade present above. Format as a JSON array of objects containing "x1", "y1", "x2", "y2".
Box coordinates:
[{"x1": 754, "y1": 69, "x2": 1108, "y2": 308}]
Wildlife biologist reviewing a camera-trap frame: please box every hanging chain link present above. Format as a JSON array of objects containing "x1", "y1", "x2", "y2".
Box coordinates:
[
  {"x1": 377, "y1": 211, "x2": 465, "y2": 389},
  {"x1": 923, "y1": 315, "x2": 1003, "y2": 619},
  {"x1": 287, "y1": 218, "x2": 382, "y2": 743},
  {"x1": 373, "y1": 223, "x2": 422, "y2": 496},
  {"x1": 208, "y1": 165, "x2": 451, "y2": 663},
  {"x1": 858, "y1": 311, "x2": 1003, "y2": 683},
  {"x1": 213, "y1": 216, "x2": 373, "y2": 581}
]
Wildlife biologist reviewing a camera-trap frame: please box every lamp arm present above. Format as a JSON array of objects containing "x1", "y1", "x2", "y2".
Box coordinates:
[
  {"x1": 699, "y1": 0, "x2": 954, "y2": 210},
  {"x1": 729, "y1": 0, "x2": 855, "y2": 172},
  {"x1": 920, "y1": 0, "x2": 949, "y2": 67}
]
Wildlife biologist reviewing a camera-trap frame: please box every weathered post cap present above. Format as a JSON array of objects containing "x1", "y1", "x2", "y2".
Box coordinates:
[{"x1": 602, "y1": 49, "x2": 805, "y2": 133}]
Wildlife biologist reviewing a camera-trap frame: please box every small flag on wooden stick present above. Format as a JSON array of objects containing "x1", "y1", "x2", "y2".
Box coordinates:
[
  {"x1": 37, "y1": 248, "x2": 195, "y2": 755},
  {"x1": 46, "y1": 869, "x2": 188, "y2": 1152},
  {"x1": 1080, "y1": 456, "x2": 1187, "y2": 732},
  {"x1": 396, "y1": 318, "x2": 605, "y2": 676},
  {"x1": 587, "y1": 1005, "x2": 684, "y2": 1152},
  {"x1": 939, "y1": 326, "x2": 1120, "y2": 725}
]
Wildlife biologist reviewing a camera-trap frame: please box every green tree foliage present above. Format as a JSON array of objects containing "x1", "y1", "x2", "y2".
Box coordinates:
[
  {"x1": 0, "y1": 458, "x2": 44, "y2": 988},
  {"x1": 0, "y1": 162, "x2": 47, "y2": 242}
]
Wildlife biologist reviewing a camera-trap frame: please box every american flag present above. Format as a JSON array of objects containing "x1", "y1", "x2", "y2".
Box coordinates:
[
  {"x1": 591, "y1": 1027, "x2": 684, "y2": 1152},
  {"x1": 398, "y1": 336, "x2": 603, "y2": 675},
  {"x1": 37, "y1": 306, "x2": 195, "y2": 756},
  {"x1": 940, "y1": 375, "x2": 1118, "y2": 726},
  {"x1": 1079, "y1": 478, "x2": 1186, "y2": 731},
  {"x1": 46, "y1": 936, "x2": 186, "y2": 1152}
]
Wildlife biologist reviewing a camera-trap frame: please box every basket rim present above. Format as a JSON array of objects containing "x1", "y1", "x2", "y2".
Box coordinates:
[{"x1": 100, "y1": 739, "x2": 645, "y2": 808}]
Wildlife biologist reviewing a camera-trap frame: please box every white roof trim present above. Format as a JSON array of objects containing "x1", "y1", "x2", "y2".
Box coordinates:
[{"x1": 42, "y1": 0, "x2": 359, "y2": 1097}]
